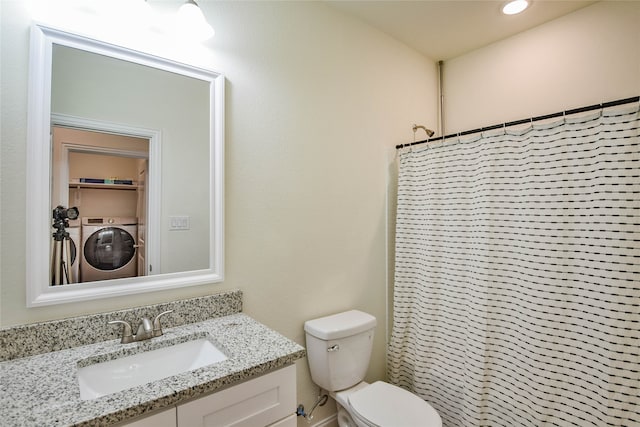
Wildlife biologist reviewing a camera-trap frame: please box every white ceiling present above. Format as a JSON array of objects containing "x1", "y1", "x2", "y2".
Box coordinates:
[{"x1": 326, "y1": 0, "x2": 597, "y2": 60}]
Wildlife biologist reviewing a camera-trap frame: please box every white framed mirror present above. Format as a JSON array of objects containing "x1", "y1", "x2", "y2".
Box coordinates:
[{"x1": 26, "y1": 23, "x2": 224, "y2": 307}]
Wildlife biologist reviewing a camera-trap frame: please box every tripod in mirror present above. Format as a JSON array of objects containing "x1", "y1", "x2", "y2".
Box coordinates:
[{"x1": 51, "y1": 205, "x2": 79, "y2": 286}]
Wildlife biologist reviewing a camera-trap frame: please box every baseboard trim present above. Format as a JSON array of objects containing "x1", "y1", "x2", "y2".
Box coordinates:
[{"x1": 309, "y1": 413, "x2": 337, "y2": 427}]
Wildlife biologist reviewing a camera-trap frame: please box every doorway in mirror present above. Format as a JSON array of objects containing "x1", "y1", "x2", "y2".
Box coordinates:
[{"x1": 52, "y1": 126, "x2": 150, "y2": 284}]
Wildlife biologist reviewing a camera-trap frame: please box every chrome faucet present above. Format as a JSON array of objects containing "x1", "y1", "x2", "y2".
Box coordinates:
[{"x1": 108, "y1": 310, "x2": 173, "y2": 344}]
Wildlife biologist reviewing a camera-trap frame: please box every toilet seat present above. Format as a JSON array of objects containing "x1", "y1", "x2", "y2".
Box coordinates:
[{"x1": 348, "y1": 381, "x2": 442, "y2": 427}]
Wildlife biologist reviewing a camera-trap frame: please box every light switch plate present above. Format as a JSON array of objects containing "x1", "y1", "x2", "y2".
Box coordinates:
[{"x1": 169, "y1": 216, "x2": 190, "y2": 230}]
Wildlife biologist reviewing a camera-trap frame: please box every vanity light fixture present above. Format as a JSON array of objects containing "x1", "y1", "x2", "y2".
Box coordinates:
[
  {"x1": 176, "y1": 0, "x2": 215, "y2": 41},
  {"x1": 502, "y1": 0, "x2": 530, "y2": 15},
  {"x1": 132, "y1": 0, "x2": 154, "y2": 26}
]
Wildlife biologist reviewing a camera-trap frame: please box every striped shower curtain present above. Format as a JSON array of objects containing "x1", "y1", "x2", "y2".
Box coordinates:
[{"x1": 388, "y1": 104, "x2": 640, "y2": 426}]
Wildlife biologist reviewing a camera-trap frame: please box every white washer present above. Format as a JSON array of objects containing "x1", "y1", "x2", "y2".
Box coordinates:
[{"x1": 81, "y1": 217, "x2": 137, "y2": 282}]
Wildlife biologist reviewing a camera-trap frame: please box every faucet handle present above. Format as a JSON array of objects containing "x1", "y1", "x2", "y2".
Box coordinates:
[
  {"x1": 152, "y1": 310, "x2": 173, "y2": 337},
  {"x1": 108, "y1": 320, "x2": 133, "y2": 344}
]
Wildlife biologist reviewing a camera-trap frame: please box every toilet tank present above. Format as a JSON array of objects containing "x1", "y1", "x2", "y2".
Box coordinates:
[{"x1": 304, "y1": 310, "x2": 376, "y2": 392}]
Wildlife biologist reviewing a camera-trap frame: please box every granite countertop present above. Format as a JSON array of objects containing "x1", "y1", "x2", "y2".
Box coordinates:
[{"x1": 0, "y1": 313, "x2": 306, "y2": 426}]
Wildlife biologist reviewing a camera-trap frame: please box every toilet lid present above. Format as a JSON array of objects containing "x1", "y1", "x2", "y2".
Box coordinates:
[{"x1": 348, "y1": 382, "x2": 441, "y2": 427}]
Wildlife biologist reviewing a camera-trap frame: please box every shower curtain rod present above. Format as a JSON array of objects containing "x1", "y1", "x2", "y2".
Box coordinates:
[{"x1": 396, "y1": 95, "x2": 640, "y2": 150}]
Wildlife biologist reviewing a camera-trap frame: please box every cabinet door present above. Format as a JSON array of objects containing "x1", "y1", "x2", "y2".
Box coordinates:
[
  {"x1": 177, "y1": 365, "x2": 296, "y2": 427},
  {"x1": 121, "y1": 407, "x2": 176, "y2": 427}
]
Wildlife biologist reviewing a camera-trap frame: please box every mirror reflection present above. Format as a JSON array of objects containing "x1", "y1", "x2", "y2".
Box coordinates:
[
  {"x1": 26, "y1": 23, "x2": 224, "y2": 306},
  {"x1": 49, "y1": 44, "x2": 210, "y2": 285}
]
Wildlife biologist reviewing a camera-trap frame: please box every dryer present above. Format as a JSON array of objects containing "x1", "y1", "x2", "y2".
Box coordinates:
[
  {"x1": 81, "y1": 217, "x2": 137, "y2": 282},
  {"x1": 66, "y1": 226, "x2": 80, "y2": 284}
]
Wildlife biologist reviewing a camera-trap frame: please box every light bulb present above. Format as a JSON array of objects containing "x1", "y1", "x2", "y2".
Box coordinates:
[
  {"x1": 176, "y1": 0, "x2": 215, "y2": 41},
  {"x1": 131, "y1": 0, "x2": 153, "y2": 26}
]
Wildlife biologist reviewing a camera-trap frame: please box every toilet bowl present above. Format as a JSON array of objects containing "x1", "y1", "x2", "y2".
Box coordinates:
[
  {"x1": 304, "y1": 310, "x2": 442, "y2": 427},
  {"x1": 333, "y1": 381, "x2": 441, "y2": 427}
]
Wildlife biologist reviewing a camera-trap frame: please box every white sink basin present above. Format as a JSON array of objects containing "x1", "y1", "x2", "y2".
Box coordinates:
[{"x1": 77, "y1": 338, "x2": 228, "y2": 400}]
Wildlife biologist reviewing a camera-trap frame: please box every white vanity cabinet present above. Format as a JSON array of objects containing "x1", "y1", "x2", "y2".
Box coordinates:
[
  {"x1": 123, "y1": 365, "x2": 296, "y2": 427},
  {"x1": 178, "y1": 365, "x2": 296, "y2": 427}
]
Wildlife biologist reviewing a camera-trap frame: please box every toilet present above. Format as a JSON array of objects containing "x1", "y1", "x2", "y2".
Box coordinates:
[{"x1": 305, "y1": 310, "x2": 442, "y2": 427}]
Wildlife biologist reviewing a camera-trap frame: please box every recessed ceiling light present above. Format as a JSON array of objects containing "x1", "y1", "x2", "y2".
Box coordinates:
[{"x1": 502, "y1": 0, "x2": 530, "y2": 15}]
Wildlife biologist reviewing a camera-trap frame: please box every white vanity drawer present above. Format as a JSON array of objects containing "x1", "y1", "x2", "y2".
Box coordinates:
[{"x1": 177, "y1": 365, "x2": 296, "y2": 427}]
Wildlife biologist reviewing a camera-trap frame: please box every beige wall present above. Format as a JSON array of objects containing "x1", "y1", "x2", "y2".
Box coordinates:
[
  {"x1": 0, "y1": 0, "x2": 437, "y2": 424},
  {"x1": 442, "y1": 1, "x2": 640, "y2": 133}
]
